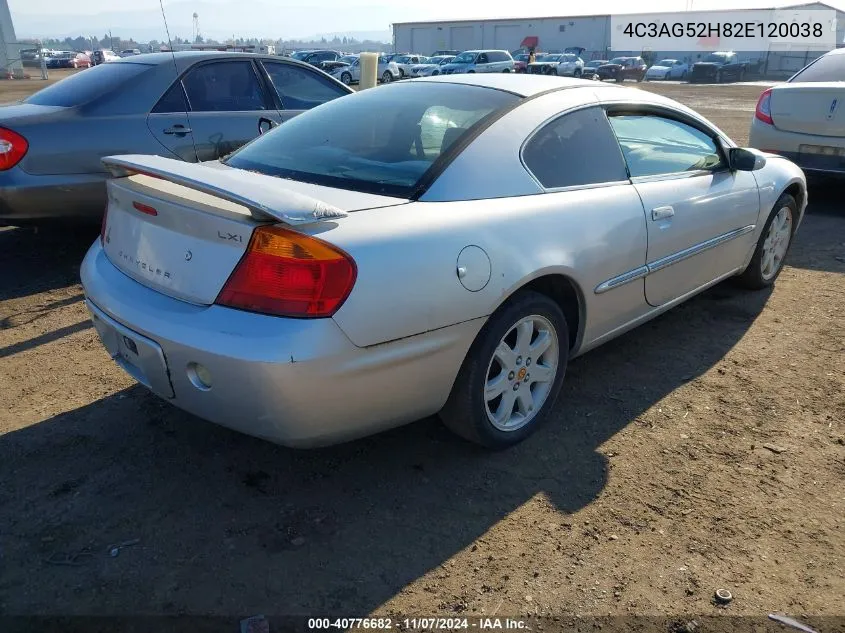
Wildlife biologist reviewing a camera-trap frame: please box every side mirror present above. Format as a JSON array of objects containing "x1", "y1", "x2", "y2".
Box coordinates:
[
  {"x1": 729, "y1": 147, "x2": 767, "y2": 171},
  {"x1": 258, "y1": 117, "x2": 278, "y2": 135}
]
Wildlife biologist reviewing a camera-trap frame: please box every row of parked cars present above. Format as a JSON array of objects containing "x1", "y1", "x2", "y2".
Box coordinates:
[
  {"x1": 287, "y1": 47, "x2": 758, "y2": 85},
  {"x1": 39, "y1": 48, "x2": 142, "y2": 69}
]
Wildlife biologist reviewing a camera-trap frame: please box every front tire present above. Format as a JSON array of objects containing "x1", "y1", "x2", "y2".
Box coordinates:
[
  {"x1": 439, "y1": 291, "x2": 569, "y2": 449},
  {"x1": 735, "y1": 193, "x2": 797, "y2": 289},
  {"x1": 574, "y1": 68, "x2": 582, "y2": 78},
  {"x1": 381, "y1": 71, "x2": 392, "y2": 83},
  {"x1": 340, "y1": 72, "x2": 352, "y2": 85}
]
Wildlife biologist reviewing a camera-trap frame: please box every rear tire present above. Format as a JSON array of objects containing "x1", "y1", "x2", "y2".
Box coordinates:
[
  {"x1": 735, "y1": 193, "x2": 797, "y2": 290},
  {"x1": 439, "y1": 290, "x2": 569, "y2": 449},
  {"x1": 574, "y1": 68, "x2": 582, "y2": 78}
]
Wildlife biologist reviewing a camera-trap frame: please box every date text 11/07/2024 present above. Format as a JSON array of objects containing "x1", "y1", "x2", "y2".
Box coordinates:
[{"x1": 307, "y1": 617, "x2": 528, "y2": 630}]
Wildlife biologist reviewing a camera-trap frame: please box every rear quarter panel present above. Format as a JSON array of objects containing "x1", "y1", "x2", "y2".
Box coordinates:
[{"x1": 324, "y1": 189, "x2": 648, "y2": 350}]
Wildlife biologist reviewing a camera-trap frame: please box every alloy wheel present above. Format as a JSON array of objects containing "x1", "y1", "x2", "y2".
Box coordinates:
[
  {"x1": 761, "y1": 206, "x2": 793, "y2": 281},
  {"x1": 484, "y1": 315, "x2": 559, "y2": 432}
]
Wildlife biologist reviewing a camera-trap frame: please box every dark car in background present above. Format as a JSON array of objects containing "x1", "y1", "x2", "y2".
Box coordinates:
[
  {"x1": 431, "y1": 49, "x2": 460, "y2": 56},
  {"x1": 689, "y1": 52, "x2": 750, "y2": 83},
  {"x1": 596, "y1": 56, "x2": 647, "y2": 82},
  {"x1": 581, "y1": 59, "x2": 607, "y2": 80},
  {"x1": 45, "y1": 51, "x2": 92, "y2": 69},
  {"x1": 289, "y1": 49, "x2": 342, "y2": 70},
  {"x1": 0, "y1": 51, "x2": 352, "y2": 226}
]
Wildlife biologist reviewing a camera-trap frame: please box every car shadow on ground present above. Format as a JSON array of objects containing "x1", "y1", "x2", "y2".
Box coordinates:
[
  {"x1": 787, "y1": 180, "x2": 845, "y2": 275},
  {"x1": 0, "y1": 226, "x2": 96, "y2": 302},
  {"x1": 1, "y1": 278, "x2": 773, "y2": 620}
]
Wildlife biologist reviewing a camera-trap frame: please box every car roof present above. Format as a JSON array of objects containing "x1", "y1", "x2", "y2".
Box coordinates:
[
  {"x1": 413, "y1": 73, "x2": 602, "y2": 97},
  {"x1": 115, "y1": 50, "x2": 309, "y2": 73}
]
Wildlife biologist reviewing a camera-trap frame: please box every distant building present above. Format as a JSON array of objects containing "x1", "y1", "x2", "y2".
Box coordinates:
[{"x1": 392, "y1": 1, "x2": 845, "y2": 77}]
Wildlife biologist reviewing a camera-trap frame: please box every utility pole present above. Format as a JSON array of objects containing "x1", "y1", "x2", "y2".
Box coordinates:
[{"x1": 109, "y1": 29, "x2": 113, "y2": 51}]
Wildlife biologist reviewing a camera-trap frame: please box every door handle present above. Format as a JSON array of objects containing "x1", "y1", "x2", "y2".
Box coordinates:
[
  {"x1": 163, "y1": 125, "x2": 191, "y2": 135},
  {"x1": 651, "y1": 206, "x2": 675, "y2": 221}
]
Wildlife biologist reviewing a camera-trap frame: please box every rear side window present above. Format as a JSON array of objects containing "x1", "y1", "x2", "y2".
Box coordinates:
[
  {"x1": 523, "y1": 107, "x2": 628, "y2": 189},
  {"x1": 791, "y1": 52, "x2": 845, "y2": 82},
  {"x1": 182, "y1": 61, "x2": 267, "y2": 112},
  {"x1": 24, "y1": 62, "x2": 150, "y2": 107},
  {"x1": 224, "y1": 82, "x2": 519, "y2": 197},
  {"x1": 152, "y1": 82, "x2": 189, "y2": 114},
  {"x1": 262, "y1": 62, "x2": 348, "y2": 110}
]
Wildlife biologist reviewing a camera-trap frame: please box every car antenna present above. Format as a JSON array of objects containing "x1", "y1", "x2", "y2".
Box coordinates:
[{"x1": 158, "y1": 0, "x2": 193, "y2": 141}]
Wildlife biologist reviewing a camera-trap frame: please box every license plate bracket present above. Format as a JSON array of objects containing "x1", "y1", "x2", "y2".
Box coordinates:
[{"x1": 86, "y1": 300, "x2": 175, "y2": 398}]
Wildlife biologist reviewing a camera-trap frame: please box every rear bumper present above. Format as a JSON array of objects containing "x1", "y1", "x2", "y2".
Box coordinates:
[
  {"x1": 749, "y1": 118, "x2": 845, "y2": 175},
  {"x1": 80, "y1": 241, "x2": 481, "y2": 447},
  {"x1": 0, "y1": 168, "x2": 107, "y2": 225}
]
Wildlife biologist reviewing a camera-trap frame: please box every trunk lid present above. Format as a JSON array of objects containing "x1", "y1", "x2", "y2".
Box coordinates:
[
  {"x1": 769, "y1": 82, "x2": 845, "y2": 136},
  {"x1": 101, "y1": 155, "x2": 407, "y2": 305}
]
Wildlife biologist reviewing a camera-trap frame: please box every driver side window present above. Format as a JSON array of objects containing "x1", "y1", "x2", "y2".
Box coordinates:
[{"x1": 607, "y1": 114, "x2": 725, "y2": 177}]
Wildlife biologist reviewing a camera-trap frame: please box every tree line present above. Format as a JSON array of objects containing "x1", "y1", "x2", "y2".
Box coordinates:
[{"x1": 27, "y1": 33, "x2": 390, "y2": 54}]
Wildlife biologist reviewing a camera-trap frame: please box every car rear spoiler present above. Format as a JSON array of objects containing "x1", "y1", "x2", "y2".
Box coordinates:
[{"x1": 102, "y1": 154, "x2": 348, "y2": 225}]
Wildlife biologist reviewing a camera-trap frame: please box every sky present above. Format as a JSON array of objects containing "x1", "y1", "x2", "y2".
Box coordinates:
[{"x1": 8, "y1": 0, "x2": 845, "y2": 41}]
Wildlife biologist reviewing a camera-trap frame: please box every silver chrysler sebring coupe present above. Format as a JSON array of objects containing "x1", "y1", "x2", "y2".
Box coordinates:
[{"x1": 81, "y1": 74, "x2": 806, "y2": 449}]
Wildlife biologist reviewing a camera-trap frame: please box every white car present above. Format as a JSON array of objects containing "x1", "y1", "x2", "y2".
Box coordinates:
[
  {"x1": 81, "y1": 74, "x2": 805, "y2": 449},
  {"x1": 332, "y1": 55, "x2": 401, "y2": 85},
  {"x1": 555, "y1": 54, "x2": 586, "y2": 78},
  {"x1": 393, "y1": 54, "x2": 428, "y2": 78},
  {"x1": 749, "y1": 47, "x2": 845, "y2": 177},
  {"x1": 646, "y1": 59, "x2": 690, "y2": 81},
  {"x1": 438, "y1": 50, "x2": 514, "y2": 74},
  {"x1": 409, "y1": 55, "x2": 454, "y2": 77}
]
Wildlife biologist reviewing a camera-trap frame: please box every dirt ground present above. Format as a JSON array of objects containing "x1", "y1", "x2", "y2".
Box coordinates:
[{"x1": 0, "y1": 77, "x2": 843, "y2": 630}]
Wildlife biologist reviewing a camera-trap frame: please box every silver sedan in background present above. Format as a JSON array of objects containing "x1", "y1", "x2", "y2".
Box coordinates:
[
  {"x1": 749, "y1": 47, "x2": 845, "y2": 176},
  {"x1": 331, "y1": 55, "x2": 401, "y2": 85},
  {"x1": 0, "y1": 51, "x2": 352, "y2": 226},
  {"x1": 409, "y1": 55, "x2": 455, "y2": 77},
  {"x1": 82, "y1": 75, "x2": 806, "y2": 449}
]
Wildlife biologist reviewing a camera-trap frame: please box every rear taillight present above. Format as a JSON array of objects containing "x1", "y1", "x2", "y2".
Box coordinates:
[
  {"x1": 100, "y1": 205, "x2": 108, "y2": 244},
  {"x1": 0, "y1": 127, "x2": 28, "y2": 171},
  {"x1": 216, "y1": 225, "x2": 356, "y2": 318},
  {"x1": 755, "y1": 88, "x2": 774, "y2": 125}
]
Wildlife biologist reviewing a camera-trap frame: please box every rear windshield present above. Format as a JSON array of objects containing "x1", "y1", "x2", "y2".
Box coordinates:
[
  {"x1": 25, "y1": 62, "x2": 151, "y2": 107},
  {"x1": 790, "y1": 52, "x2": 845, "y2": 82},
  {"x1": 224, "y1": 82, "x2": 519, "y2": 197}
]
